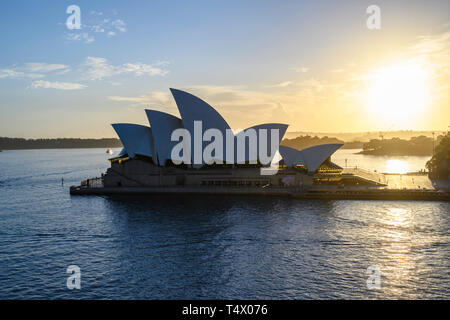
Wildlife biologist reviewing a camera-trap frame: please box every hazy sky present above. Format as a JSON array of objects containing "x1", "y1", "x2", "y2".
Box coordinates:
[{"x1": 0, "y1": 0, "x2": 449, "y2": 138}]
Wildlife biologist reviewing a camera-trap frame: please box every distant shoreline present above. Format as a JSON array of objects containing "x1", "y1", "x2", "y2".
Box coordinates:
[
  {"x1": 0, "y1": 147, "x2": 121, "y2": 151},
  {"x1": 0, "y1": 133, "x2": 439, "y2": 157},
  {"x1": 357, "y1": 150, "x2": 432, "y2": 156},
  {"x1": 0, "y1": 137, "x2": 122, "y2": 150},
  {"x1": 1, "y1": 148, "x2": 431, "y2": 156}
]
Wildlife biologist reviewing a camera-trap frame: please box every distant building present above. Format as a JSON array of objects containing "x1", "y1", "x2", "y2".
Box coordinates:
[{"x1": 104, "y1": 89, "x2": 375, "y2": 189}]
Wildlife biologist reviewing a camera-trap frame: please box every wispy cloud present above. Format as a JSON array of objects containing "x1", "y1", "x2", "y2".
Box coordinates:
[
  {"x1": 89, "y1": 18, "x2": 127, "y2": 36},
  {"x1": 0, "y1": 63, "x2": 70, "y2": 80},
  {"x1": 292, "y1": 67, "x2": 309, "y2": 73},
  {"x1": 267, "y1": 81, "x2": 293, "y2": 88},
  {"x1": 0, "y1": 68, "x2": 44, "y2": 79},
  {"x1": 65, "y1": 11, "x2": 127, "y2": 44},
  {"x1": 111, "y1": 19, "x2": 127, "y2": 33},
  {"x1": 82, "y1": 57, "x2": 169, "y2": 80},
  {"x1": 31, "y1": 80, "x2": 86, "y2": 90},
  {"x1": 24, "y1": 63, "x2": 70, "y2": 73},
  {"x1": 106, "y1": 79, "x2": 361, "y2": 131},
  {"x1": 0, "y1": 69, "x2": 25, "y2": 79},
  {"x1": 65, "y1": 32, "x2": 95, "y2": 44},
  {"x1": 409, "y1": 29, "x2": 450, "y2": 98},
  {"x1": 1, "y1": 57, "x2": 168, "y2": 90},
  {"x1": 108, "y1": 91, "x2": 174, "y2": 109},
  {"x1": 92, "y1": 25, "x2": 105, "y2": 33},
  {"x1": 90, "y1": 10, "x2": 103, "y2": 16}
]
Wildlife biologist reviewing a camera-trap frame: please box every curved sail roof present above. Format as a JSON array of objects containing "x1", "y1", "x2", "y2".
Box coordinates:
[
  {"x1": 170, "y1": 88, "x2": 231, "y2": 165},
  {"x1": 279, "y1": 145, "x2": 305, "y2": 167},
  {"x1": 111, "y1": 123, "x2": 154, "y2": 159},
  {"x1": 236, "y1": 123, "x2": 289, "y2": 164},
  {"x1": 145, "y1": 110, "x2": 184, "y2": 165},
  {"x1": 300, "y1": 143, "x2": 343, "y2": 173},
  {"x1": 110, "y1": 89, "x2": 343, "y2": 171}
]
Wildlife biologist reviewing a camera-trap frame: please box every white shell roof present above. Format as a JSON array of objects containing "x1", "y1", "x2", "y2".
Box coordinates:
[
  {"x1": 111, "y1": 123, "x2": 154, "y2": 159},
  {"x1": 279, "y1": 145, "x2": 305, "y2": 167},
  {"x1": 300, "y1": 143, "x2": 343, "y2": 172},
  {"x1": 236, "y1": 123, "x2": 289, "y2": 164},
  {"x1": 170, "y1": 88, "x2": 231, "y2": 165},
  {"x1": 111, "y1": 89, "x2": 342, "y2": 171},
  {"x1": 145, "y1": 110, "x2": 184, "y2": 165}
]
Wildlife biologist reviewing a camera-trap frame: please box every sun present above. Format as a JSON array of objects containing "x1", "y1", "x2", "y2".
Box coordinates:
[{"x1": 365, "y1": 61, "x2": 431, "y2": 125}]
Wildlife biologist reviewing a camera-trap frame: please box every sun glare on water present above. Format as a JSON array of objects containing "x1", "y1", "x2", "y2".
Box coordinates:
[
  {"x1": 366, "y1": 62, "x2": 431, "y2": 125},
  {"x1": 385, "y1": 159, "x2": 409, "y2": 174}
]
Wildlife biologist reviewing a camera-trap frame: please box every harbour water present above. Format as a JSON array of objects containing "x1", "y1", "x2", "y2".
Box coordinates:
[
  {"x1": 332, "y1": 148, "x2": 431, "y2": 174},
  {"x1": 0, "y1": 148, "x2": 448, "y2": 299}
]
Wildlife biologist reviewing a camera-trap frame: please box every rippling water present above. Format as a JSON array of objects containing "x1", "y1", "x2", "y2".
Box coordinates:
[{"x1": 0, "y1": 148, "x2": 448, "y2": 299}]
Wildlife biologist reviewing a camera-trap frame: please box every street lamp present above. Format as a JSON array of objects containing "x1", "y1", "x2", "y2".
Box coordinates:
[{"x1": 432, "y1": 131, "x2": 435, "y2": 155}]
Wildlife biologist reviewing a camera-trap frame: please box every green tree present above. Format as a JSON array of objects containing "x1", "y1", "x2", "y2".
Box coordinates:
[{"x1": 426, "y1": 132, "x2": 450, "y2": 180}]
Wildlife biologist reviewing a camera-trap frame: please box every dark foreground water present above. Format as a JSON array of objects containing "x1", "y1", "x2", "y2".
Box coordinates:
[{"x1": 0, "y1": 149, "x2": 449, "y2": 299}]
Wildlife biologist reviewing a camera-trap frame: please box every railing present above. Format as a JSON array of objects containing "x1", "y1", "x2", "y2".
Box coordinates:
[
  {"x1": 342, "y1": 168, "x2": 387, "y2": 185},
  {"x1": 80, "y1": 177, "x2": 103, "y2": 188}
]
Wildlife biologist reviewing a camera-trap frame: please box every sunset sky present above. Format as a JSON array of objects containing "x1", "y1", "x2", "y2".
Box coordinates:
[{"x1": 0, "y1": 0, "x2": 449, "y2": 138}]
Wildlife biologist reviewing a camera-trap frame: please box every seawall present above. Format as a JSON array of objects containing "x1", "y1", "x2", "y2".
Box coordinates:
[{"x1": 70, "y1": 185, "x2": 450, "y2": 201}]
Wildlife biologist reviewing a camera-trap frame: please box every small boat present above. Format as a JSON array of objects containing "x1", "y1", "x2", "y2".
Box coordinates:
[{"x1": 106, "y1": 149, "x2": 113, "y2": 154}]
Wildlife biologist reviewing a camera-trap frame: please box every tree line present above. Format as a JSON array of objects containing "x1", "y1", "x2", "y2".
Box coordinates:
[
  {"x1": 426, "y1": 132, "x2": 449, "y2": 179},
  {"x1": 359, "y1": 135, "x2": 442, "y2": 156},
  {"x1": 281, "y1": 135, "x2": 347, "y2": 150},
  {"x1": 0, "y1": 137, "x2": 122, "y2": 150}
]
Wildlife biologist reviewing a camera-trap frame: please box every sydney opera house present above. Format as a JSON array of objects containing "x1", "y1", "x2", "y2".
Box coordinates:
[{"x1": 102, "y1": 88, "x2": 375, "y2": 190}]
